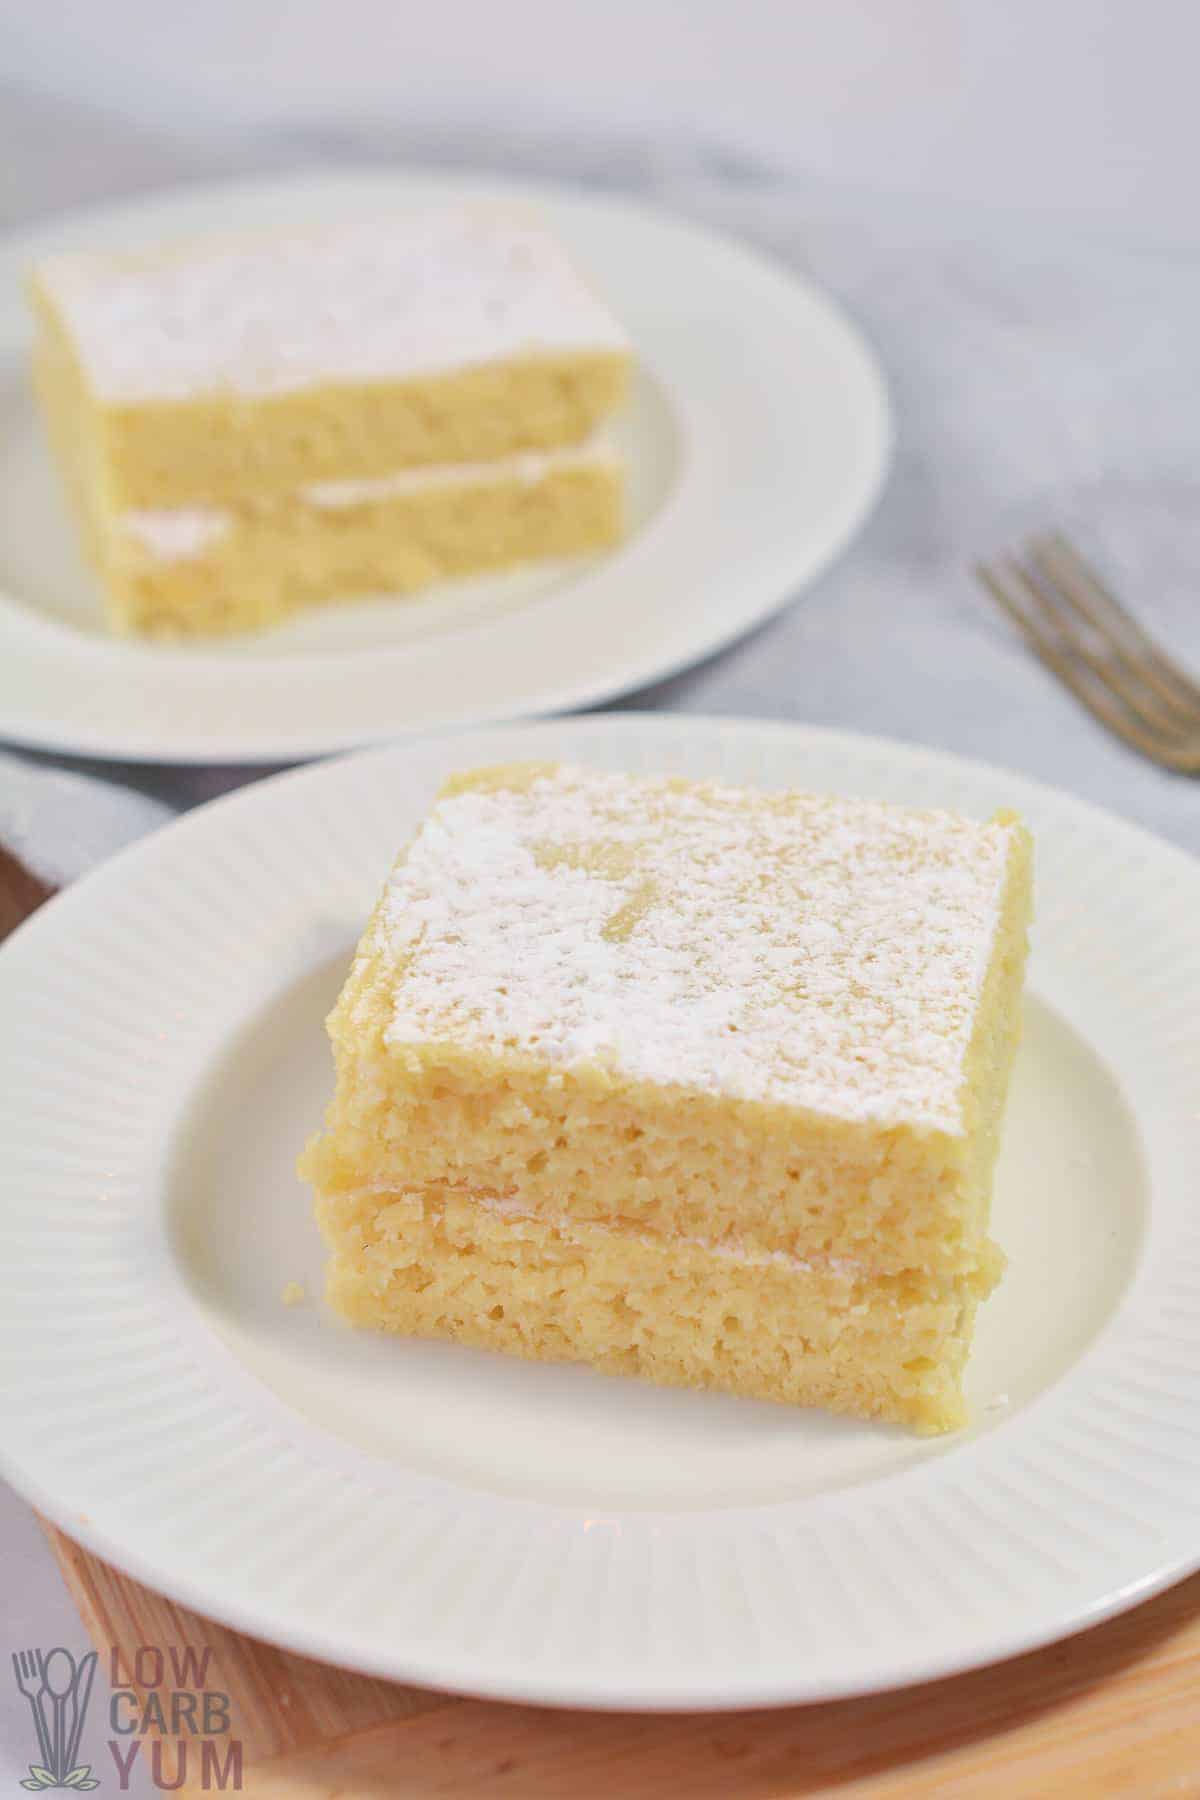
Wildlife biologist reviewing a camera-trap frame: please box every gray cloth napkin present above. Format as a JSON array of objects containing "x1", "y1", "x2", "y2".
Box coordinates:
[{"x1": 0, "y1": 752, "x2": 172, "y2": 887}]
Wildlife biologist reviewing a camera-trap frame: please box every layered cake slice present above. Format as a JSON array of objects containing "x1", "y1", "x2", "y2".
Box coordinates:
[
  {"x1": 29, "y1": 209, "x2": 630, "y2": 635},
  {"x1": 300, "y1": 763, "x2": 1033, "y2": 1432}
]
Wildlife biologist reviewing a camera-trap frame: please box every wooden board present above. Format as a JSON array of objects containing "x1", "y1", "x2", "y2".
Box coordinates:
[
  {"x1": 37, "y1": 1527, "x2": 1200, "y2": 1797},
  {"x1": 7, "y1": 844, "x2": 1200, "y2": 1795}
]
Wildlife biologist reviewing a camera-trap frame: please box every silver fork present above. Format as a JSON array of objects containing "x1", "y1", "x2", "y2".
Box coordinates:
[
  {"x1": 11, "y1": 1650, "x2": 53, "y2": 1773},
  {"x1": 976, "y1": 531, "x2": 1200, "y2": 773}
]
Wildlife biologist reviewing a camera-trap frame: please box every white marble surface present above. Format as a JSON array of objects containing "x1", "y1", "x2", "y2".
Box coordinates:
[
  {"x1": 8, "y1": 2, "x2": 1200, "y2": 245},
  {"x1": 1, "y1": 83, "x2": 1198, "y2": 1762}
]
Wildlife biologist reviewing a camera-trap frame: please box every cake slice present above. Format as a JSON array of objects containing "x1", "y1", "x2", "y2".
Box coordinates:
[
  {"x1": 30, "y1": 210, "x2": 631, "y2": 507},
  {"x1": 300, "y1": 762, "x2": 1033, "y2": 1432},
  {"x1": 29, "y1": 208, "x2": 631, "y2": 636}
]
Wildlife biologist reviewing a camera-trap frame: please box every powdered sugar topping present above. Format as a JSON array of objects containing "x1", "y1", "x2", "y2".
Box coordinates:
[
  {"x1": 37, "y1": 209, "x2": 629, "y2": 401},
  {"x1": 378, "y1": 765, "x2": 1021, "y2": 1131}
]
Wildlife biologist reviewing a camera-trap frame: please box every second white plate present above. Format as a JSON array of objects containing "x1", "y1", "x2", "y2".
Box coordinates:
[
  {"x1": 0, "y1": 169, "x2": 890, "y2": 763},
  {"x1": 0, "y1": 716, "x2": 1196, "y2": 1709}
]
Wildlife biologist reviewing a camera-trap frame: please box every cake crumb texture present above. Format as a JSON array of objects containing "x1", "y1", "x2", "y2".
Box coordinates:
[{"x1": 88, "y1": 441, "x2": 622, "y2": 638}]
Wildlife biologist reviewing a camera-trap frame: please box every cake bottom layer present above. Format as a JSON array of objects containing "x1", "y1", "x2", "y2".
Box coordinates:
[
  {"x1": 84, "y1": 438, "x2": 620, "y2": 638},
  {"x1": 315, "y1": 1184, "x2": 1001, "y2": 1433}
]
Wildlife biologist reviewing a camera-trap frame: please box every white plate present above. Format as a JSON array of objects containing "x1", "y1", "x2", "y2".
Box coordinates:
[
  {"x1": 0, "y1": 170, "x2": 889, "y2": 764},
  {"x1": 1, "y1": 715, "x2": 1195, "y2": 1710}
]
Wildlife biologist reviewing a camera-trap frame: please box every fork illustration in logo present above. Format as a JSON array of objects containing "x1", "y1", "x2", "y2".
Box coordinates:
[{"x1": 11, "y1": 1649, "x2": 98, "y2": 1791}]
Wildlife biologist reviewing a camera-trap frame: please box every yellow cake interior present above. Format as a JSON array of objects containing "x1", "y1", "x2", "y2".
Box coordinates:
[
  {"x1": 319, "y1": 1185, "x2": 1005, "y2": 1433},
  {"x1": 38, "y1": 417, "x2": 622, "y2": 639}
]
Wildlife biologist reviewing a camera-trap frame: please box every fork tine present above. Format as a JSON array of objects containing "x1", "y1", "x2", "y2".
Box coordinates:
[
  {"x1": 977, "y1": 559, "x2": 1200, "y2": 773},
  {"x1": 977, "y1": 559, "x2": 1065, "y2": 661},
  {"x1": 1027, "y1": 539, "x2": 1197, "y2": 728},
  {"x1": 1015, "y1": 557, "x2": 1195, "y2": 738},
  {"x1": 1031, "y1": 532, "x2": 1200, "y2": 715},
  {"x1": 976, "y1": 558, "x2": 1119, "y2": 707}
]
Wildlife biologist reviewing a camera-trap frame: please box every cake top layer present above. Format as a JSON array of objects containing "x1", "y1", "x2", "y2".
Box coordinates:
[
  {"x1": 372, "y1": 763, "x2": 1023, "y2": 1133},
  {"x1": 34, "y1": 210, "x2": 630, "y2": 402}
]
